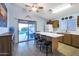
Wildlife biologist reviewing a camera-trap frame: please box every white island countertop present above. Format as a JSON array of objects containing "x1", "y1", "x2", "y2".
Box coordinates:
[{"x1": 36, "y1": 32, "x2": 64, "y2": 38}]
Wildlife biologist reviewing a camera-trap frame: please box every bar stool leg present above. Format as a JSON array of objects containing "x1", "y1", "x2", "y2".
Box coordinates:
[
  {"x1": 46, "y1": 46, "x2": 48, "y2": 56},
  {"x1": 40, "y1": 45, "x2": 41, "y2": 51}
]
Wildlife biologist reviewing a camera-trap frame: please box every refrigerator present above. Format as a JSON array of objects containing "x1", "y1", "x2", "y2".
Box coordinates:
[{"x1": 45, "y1": 24, "x2": 53, "y2": 32}]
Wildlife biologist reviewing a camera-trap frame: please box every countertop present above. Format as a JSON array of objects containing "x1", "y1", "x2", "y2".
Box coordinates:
[
  {"x1": 36, "y1": 32, "x2": 64, "y2": 38},
  {"x1": 0, "y1": 32, "x2": 13, "y2": 36},
  {"x1": 56, "y1": 31, "x2": 79, "y2": 35},
  {"x1": 66, "y1": 32, "x2": 79, "y2": 35}
]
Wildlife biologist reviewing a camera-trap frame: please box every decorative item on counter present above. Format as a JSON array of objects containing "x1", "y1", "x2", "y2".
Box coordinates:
[
  {"x1": 9, "y1": 27, "x2": 15, "y2": 34},
  {"x1": 9, "y1": 26, "x2": 15, "y2": 42}
]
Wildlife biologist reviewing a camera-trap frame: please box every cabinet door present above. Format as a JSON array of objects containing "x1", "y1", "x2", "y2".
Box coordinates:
[
  {"x1": 0, "y1": 36, "x2": 12, "y2": 56},
  {"x1": 63, "y1": 34, "x2": 72, "y2": 45},
  {"x1": 52, "y1": 20, "x2": 59, "y2": 28},
  {"x1": 72, "y1": 35, "x2": 79, "y2": 48},
  {"x1": 3, "y1": 36, "x2": 12, "y2": 56},
  {"x1": 0, "y1": 37, "x2": 3, "y2": 56},
  {"x1": 77, "y1": 16, "x2": 79, "y2": 27}
]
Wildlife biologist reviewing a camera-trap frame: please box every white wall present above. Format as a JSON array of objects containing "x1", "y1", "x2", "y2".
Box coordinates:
[
  {"x1": 6, "y1": 3, "x2": 46, "y2": 43},
  {"x1": 35, "y1": 15, "x2": 46, "y2": 32}
]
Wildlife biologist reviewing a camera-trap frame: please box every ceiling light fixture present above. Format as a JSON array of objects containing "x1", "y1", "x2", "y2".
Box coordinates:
[
  {"x1": 32, "y1": 4, "x2": 37, "y2": 11},
  {"x1": 32, "y1": 7, "x2": 37, "y2": 11},
  {"x1": 52, "y1": 4, "x2": 72, "y2": 13}
]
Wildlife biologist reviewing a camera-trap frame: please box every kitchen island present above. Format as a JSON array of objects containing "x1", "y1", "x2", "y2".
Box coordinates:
[{"x1": 36, "y1": 32, "x2": 64, "y2": 54}]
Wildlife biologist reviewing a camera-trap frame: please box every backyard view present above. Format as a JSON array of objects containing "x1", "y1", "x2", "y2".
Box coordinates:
[{"x1": 19, "y1": 23, "x2": 35, "y2": 42}]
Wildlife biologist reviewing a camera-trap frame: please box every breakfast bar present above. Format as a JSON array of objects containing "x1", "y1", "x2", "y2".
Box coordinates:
[{"x1": 36, "y1": 32, "x2": 64, "y2": 54}]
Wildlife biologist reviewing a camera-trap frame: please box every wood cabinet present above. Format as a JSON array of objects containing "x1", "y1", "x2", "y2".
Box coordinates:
[
  {"x1": 77, "y1": 16, "x2": 79, "y2": 27},
  {"x1": 72, "y1": 35, "x2": 79, "y2": 48},
  {"x1": 47, "y1": 20, "x2": 59, "y2": 28},
  {"x1": 63, "y1": 34, "x2": 72, "y2": 45},
  {"x1": 0, "y1": 32, "x2": 12, "y2": 56},
  {"x1": 58, "y1": 33, "x2": 64, "y2": 43},
  {"x1": 58, "y1": 36, "x2": 63, "y2": 43},
  {"x1": 59, "y1": 33, "x2": 79, "y2": 48},
  {"x1": 52, "y1": 20, "x2": 59, "y2": 28}
]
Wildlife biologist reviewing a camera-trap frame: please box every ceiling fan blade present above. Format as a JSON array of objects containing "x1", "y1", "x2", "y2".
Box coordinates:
[
  {"x1": 38, "y1": 7, "x2": 43, "y2": 9},
  {"x1": 25, "y1": 5, "x2": 31, "y2": 7}
]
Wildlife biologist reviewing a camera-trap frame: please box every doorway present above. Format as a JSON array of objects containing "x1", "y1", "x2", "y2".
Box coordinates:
[{"x1": 18, "y1": 19, "x2": 36, "y2": 42}]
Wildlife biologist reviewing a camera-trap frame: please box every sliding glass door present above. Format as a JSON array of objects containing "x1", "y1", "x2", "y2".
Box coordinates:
[{"x1": 18, "y1": 19, "x2": 36, "y2": 42}]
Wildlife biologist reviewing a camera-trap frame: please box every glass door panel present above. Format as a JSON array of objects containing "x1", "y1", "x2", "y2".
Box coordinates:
[
  {"x1": 29, "y1": 24, "x2": 35, "y2": 40},
  {"x1": 19, "y1": 23, "x2": 29, "y2": 42}
]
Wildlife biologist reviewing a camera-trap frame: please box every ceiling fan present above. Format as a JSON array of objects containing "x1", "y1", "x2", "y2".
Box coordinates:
[{"x1": 25, "y1": 3, "x2": 44, "y2": 13}]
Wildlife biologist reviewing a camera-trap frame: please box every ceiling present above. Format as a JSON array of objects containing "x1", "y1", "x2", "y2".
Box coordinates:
[{"x1": 14, "y1": 3, "x2": 79, "y2": 20}]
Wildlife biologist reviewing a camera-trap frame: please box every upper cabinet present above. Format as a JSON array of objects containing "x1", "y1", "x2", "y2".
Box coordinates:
[
  {"x1": 47, "y1": 20, "x2": 59, "y2": 28},
  {"x1": 52, "y1": 20, "x2": 59, "y2": 28},
  {"x1": 77, "y1": 16, "x2": 79, "y2": 27}
]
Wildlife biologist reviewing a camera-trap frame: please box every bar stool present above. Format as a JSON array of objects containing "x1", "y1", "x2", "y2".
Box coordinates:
[
  {"x1": 41, "y1": 36, "x2": 52, "y2": 56},
  {"x1": 44, "y1": 40, "x2": 52, "y2": 56},
  {"x1": 35, "y1": 34, "x2": 44, "y2": 51},
  {"x1": 34, "y1": 33, "x2": 39, "y2": 45}
]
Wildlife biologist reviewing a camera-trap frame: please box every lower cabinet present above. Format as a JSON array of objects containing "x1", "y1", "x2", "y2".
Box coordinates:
[
  {"x1": 63, "y1": 34, "x2": 72, "y2": 45},
  {"x1": 60, "y1": 34, "x2": 79, "y2": 48},
  {"x1": 58, "y1": 36, "x2": 63, "y2": 43},
  {"x1": 72, "y1": 35, "x2": 79, "y2": 48},
  {"x1": 0, "y1": 33, "x2": 12, "y2": 56}
]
